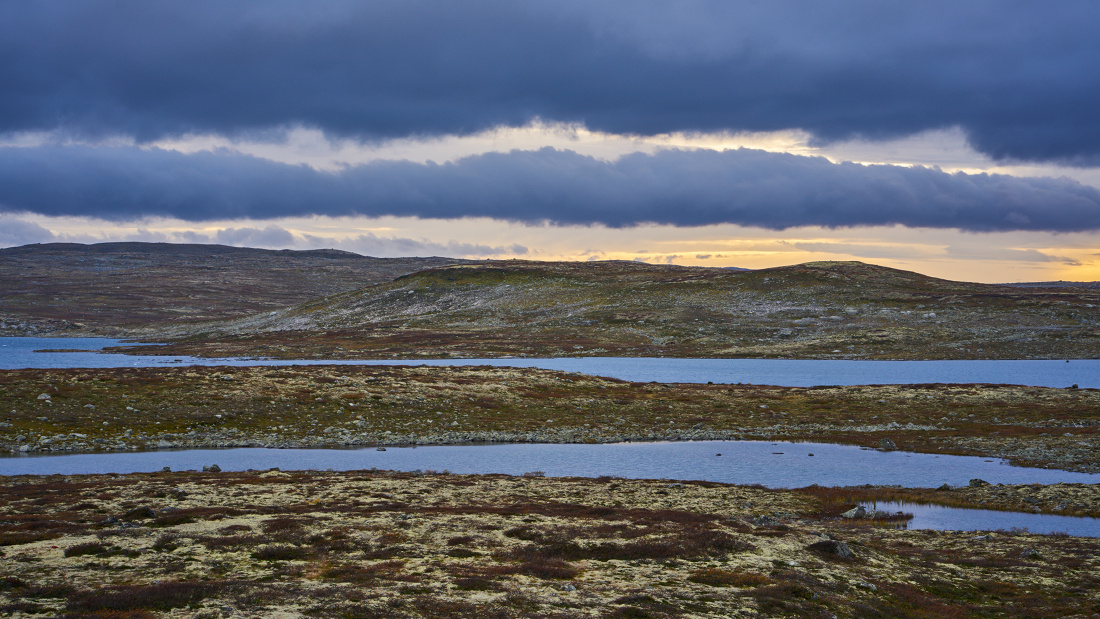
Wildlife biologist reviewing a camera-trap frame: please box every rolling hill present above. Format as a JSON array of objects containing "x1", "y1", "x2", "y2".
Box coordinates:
[{"x1": 133, "y1": 259, "x2": 1100, "y2": 360}]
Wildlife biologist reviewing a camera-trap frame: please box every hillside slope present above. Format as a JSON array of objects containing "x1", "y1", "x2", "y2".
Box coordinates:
[
  {"x1": 139, "y1": 260, "x2": 1100, "y2": 359},
  {"x1": 0, "y1": 242, "x2": 470, "y2": 335}
]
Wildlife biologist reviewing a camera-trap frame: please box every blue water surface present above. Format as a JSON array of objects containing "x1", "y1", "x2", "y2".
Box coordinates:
[
  {"x1": 3, "y1": 441, "x2": 1098, "y2": 488},
  {"x1": 1, "y1": 337, "x2": 1096, "y2": 387}
]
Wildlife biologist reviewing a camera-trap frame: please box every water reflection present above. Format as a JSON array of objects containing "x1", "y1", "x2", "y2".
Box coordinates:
[{"x1": 860, "y1": 500, "x2": 1100, "y2": 537}]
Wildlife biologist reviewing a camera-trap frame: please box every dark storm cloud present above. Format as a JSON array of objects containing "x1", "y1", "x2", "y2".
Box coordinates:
[
  {"x1": 1, "y1": 1, "x2": 1099, "y2": 164},
  {"x1": 2, "y1": 145, "x2": 1098, "y2": 232}
]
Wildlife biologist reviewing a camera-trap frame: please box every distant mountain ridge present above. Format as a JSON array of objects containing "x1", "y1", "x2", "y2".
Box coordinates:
[{"x1": 0, "y1": 242, "x2": 472, "y2": 334}]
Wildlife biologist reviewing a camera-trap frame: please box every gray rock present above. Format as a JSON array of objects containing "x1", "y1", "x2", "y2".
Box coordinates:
[
  {"x1": 878, "y1": 438, "x2": 898, "y2": 450},
  {"x1": 969, "y1": 478, "x2": 990, "y2": 487},
  {"x1": 36, "y1": 393, "x2": 50, "y2": 400},
  {"x1": 841, "y1": 506, "x2": 867, "y2": 519},
  {"x1": 937, "y1": 483, "x2": 953, "y2": 491},
  {"x1": 752, "y1": 515, "x2": 778, "y2": 526},
  {"x1": 157, "y1": 440, "x2": 174, "y2": 449},
  {"x1": 203, "y1": 464, "x2": 222, "y2": 472}
]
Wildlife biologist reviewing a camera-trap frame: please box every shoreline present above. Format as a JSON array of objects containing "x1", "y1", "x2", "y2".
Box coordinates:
[{"x1": 3, "y1": 365, "x2": 1097, "y2": 474}]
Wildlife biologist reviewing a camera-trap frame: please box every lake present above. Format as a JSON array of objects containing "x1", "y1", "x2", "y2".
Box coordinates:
[
  {"x1": 1, "y1": 337, "x2": 1097, "y2": 387},
  {"x1": 861, "y1": 501, "x2": 1099, "y2": 537},
  {"x1": 5, "y1": 440, "x2": 1097, "y2": 537},
  {"x1": 4, "y1": 440, "x2": 1098, "y2": 487}
]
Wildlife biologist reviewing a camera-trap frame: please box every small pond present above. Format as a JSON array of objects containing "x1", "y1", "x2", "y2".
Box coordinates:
[{"x1": 859, "y1": 501, "x2": 1100, "y2": 538}]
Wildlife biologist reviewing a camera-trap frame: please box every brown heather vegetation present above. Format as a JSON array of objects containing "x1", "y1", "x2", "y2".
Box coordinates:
[
  {"x1": 2, "y1": 247, "x2": 1098, "y2": 616},
  {"x1": 0, "y1": 470, "x2": 1097, "y2": 618}
]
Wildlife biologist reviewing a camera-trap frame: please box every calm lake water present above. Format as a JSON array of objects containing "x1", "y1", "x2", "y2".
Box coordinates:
[
  {"x1": 5, "y1": 441, "x2": 1097, "y2": 536},
  {"x1": 1, "y1": 337, "x2": 1097, "y2": 387},
  {"x1": 861, "y1": 501, "x2": 1099, "y2": 537},
  {"x1": 4, "y1": 440, "x2": 1098, "y2": 487}
]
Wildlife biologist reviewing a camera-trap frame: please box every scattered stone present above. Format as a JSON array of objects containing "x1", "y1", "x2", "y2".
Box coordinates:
[
  {"x1": 806, "y1": 540, "x2": 853, "y2": 558},
  {"x1": 377, "y1": 446, "x2": 387, "y2": 451},
  {"x1": 36, "y1": 393, "x2": 50, "y2": 400},
  {"x1": 83, "y1": 404, "x2": 95, "y2": 409},
  {"x1": 752, "y1": 515, "x2": 778, "y2": 526},
  {"x1": 969, "y1": 478, "x2": 991, "y2": 487},
  {"x1": 937, "y1": 483, "x2": 953, "y2": 491},
  {"x1": 841, "y1": 506, "x2": 867, "y2": 519},
  {"x1": 101, "y1": 515, "x2": 120, "y2": 525},
  {"x1": 878, "y1": 438, "x2": 898, "y2": 450},
  {"x1": 203, "y1": 464, "x2": 222, "y2": 472},
  {"x1": 1018, "y1": 548, "x2": 1041, "y2": 559},
  {"x1": 560, "y1": 583, "x2": 577, "y2": 592},
  {"x1": 157, "y1": 440, "x2": 174, "y2": 448}
]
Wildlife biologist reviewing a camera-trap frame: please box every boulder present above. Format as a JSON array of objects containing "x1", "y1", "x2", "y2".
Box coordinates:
[
  {"x1": 878, "y1": 438, "x2": 898, "y2": 450},
  {"x1": 969, "y1": 478, "x2": 990, "y2": 487},
  {"x1": 840, "y1": 506, "x2": 867, "y2": 519}
]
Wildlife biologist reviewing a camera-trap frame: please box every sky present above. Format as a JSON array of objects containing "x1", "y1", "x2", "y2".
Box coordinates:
[{"x1": 2, "y1": 1, "x2": 1100, "y2": 282}]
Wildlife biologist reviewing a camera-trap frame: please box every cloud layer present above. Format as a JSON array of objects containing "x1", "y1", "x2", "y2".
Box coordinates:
[
  {"x1": 2, "y1": 145, "x2": 1097, "y2": 232},
  {"x1": 2, "y1": 1, "x2": 1099, "y2": 164}
]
